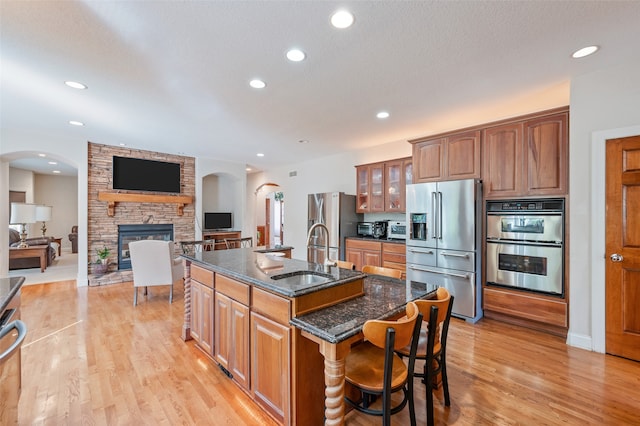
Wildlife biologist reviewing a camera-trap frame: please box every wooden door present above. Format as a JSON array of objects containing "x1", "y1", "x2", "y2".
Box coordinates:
[
  {"x1": 215, "y1": 292, "x2": 231, "y2": 369},
  {"x1": 447, "y1": 130, "x2": 481, "y2": 180},
  {"x1": 605, "y1": 135, "x2": 640, "y2": 361},
  {"x1": 483, "y1": 123, "x2": 523, "y2": 198},
  {"x1": 230, "y1": 301, "x2": 250, "y2": 390},
  {"x1": 251, "y1": 312, "x2": 290, "y2": 425},
  {"x1": 524, "y1": 113, "x2": 568, "y2": 195},
  {"x1": 413, "y1": 138, "x2": 445, "y2": 182}
]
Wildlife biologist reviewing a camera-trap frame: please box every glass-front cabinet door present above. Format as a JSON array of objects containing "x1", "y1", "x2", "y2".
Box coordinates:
[
  {"x1": 356, "y1": 165, "x2": 370, "y2": 213},
  {"x1": 370, "y1": 163, "x2": 385, "y2": 212},
  {"x1": 385, "y1": 160, "x2": 402, "y2": 212}
]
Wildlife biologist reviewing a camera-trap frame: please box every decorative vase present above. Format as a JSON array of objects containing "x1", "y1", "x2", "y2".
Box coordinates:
[{"x1": 94, "y1": 260, "x2": 109, "y2": 275}]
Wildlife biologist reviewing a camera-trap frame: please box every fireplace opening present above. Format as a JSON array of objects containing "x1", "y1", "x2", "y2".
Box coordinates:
[{"x1": 118, "y1": 224, "x2": 174, "y2": 270}]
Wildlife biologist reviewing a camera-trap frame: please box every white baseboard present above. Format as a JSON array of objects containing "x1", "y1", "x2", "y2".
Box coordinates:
[{"x1": 566, "y1": 331, "x2": 597, "y2": 352}]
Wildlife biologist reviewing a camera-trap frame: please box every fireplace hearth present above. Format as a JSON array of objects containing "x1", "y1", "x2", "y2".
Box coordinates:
[{"x1": 118, "y1": 224, "x2": 173, "y2": 270}]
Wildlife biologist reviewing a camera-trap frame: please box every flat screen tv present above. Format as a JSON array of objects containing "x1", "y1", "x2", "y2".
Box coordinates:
[
  {"x1": 113, "y1": 156, "x2": 181, "y2": 193},
  {"x1": 204, "y1": 212, "x2": 233, "y2": 230}
]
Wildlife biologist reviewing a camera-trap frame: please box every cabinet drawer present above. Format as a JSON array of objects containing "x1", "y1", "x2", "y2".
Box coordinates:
[
  {"x1": 484, "y1": 287, "x2": 567, "y2": 327},
  {"x1": 216, "y1": 274, "x2": 250, "y2": 305},
  {"x1": 346, "y1": 239, "x2": 381, "y2": 251},
  {"x1": 191, "y1": 264, "x2": 214, "y2": 288},
  {"x1": 252, "y1": 287, "x2": 290, "y2": 325},
  {"x1": 382, "y1": 242, "x2": 405, "y2": 254}
]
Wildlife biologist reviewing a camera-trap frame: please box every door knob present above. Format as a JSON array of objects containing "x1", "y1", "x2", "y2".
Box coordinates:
[{"x1": 610, "y1": 253, "x2": 623, "y2": 262}]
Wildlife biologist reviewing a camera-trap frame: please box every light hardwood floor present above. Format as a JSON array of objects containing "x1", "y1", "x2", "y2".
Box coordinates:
[{"x1": 18, "y1": 281, "x2": 640, "y2": 425}]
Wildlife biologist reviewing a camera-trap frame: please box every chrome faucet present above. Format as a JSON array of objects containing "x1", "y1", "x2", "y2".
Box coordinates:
[{"x1": 306, "y1": 223, "x2": 337, "y2": 273}]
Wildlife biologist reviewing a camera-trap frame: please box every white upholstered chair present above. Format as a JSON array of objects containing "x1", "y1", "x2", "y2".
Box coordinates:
[{"x1": 129, "y1": 240, "x2": 183, "y2": 306}]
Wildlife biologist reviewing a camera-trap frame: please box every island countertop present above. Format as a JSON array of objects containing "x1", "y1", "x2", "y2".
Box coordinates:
[
  {"x1": 181, "y1": 247, "x2": 365, "y2": 298},
  {"x1": 291, "y1": 276, "x2": 437, "y2": 344}
]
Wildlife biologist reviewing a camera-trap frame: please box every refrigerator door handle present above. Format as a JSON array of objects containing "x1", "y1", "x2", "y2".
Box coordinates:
[
  {"x1": 431, "y1": 191, "x2": 438, "y2": 240},
  {"x1": 409, "y1": 265, "x2": 469, "y2": 280},
  {"x1": 440, "y1": 251, "x2": 470, "y2": 259},
  {"x1": 438, "y1": 191, "x2": 443, "y2": 239}
]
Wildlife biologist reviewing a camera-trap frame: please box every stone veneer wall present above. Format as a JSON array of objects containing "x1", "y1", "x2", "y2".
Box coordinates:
[{"x1": 87, "y1": 142, "x2": 195, "y2": 285}]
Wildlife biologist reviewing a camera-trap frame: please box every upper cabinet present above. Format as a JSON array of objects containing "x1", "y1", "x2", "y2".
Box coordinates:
[
  {"x1": 483, "y1": 111, "x2": 568, "y2": 198},
  {"x1": 356, "y1": 157, "x2": 411, "y2": 213},
  {"x1": 411, "y1": 130, "x2": 481, "y2": 183}
]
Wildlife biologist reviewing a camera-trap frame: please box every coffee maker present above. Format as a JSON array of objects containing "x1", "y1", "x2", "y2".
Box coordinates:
[{"x1": 372, "y1": 221, "x2": 388, "y2": 239}]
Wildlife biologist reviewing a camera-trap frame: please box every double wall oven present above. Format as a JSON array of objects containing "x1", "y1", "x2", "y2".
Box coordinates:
[{"x1": 486, "y1": 199, "x2": 565, "y2": 296}]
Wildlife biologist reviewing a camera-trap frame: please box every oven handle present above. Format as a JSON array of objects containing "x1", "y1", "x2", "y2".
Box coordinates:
[
  {"x1": 409, "y1": 265, "x2": 469, "y2": 280},
  {"x1": 431, "y1": 191, "x2": 438, "y2": 240},
  {"x1": 440, "y1": 251, "x2": 469, "y2": 259},
  {"x1": 486, "y1": 238, "x2": 562, "y2": 247}
]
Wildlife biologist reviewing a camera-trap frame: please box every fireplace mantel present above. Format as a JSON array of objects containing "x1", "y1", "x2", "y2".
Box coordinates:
[{"x1": 98, "y1": 191, "x2": 193, "y2": 216}]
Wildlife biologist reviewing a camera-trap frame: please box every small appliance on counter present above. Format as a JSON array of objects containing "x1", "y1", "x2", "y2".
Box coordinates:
[
  {"x1": 387, "y1": 221, "x2": 406, "y2": 240},
  {"x1": 357, "y1": 222, "x2": 374, "y2": 237},
  {"x1": 372, "y1": 221, "x2": 388, "y2": 239}
]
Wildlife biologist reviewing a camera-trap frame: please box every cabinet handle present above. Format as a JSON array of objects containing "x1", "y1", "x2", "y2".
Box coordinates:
[
  {"x1": 408, "y1": 249, "x2": 434, "y2": 255},
  {"x1": 440, "y1": 252, "x2": 469, "y2": 259},
  {"x1": 409, "y1": 265, "x2": 469, "y2": 280}
]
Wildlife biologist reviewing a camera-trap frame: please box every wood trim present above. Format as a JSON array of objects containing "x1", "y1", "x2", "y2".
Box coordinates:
[{"x1": 97, "y1": 191, "x2": 193, "y2": 216}]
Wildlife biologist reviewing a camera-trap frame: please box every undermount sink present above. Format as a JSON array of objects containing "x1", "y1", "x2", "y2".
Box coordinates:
[{"x1": 270, "y1": 270, "x2": 334, "y2": 286}]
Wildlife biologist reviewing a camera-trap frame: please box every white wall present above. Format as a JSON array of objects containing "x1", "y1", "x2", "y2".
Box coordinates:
[
  {"x1": 8, "y1": 167, "x2": 35, "y2": 234},
  {"x1": 567, "y1": 59, "x2": 640, "y2": 351},
  {"x1": 34, "y1": 174, "x2": 78, "y2": 251}
]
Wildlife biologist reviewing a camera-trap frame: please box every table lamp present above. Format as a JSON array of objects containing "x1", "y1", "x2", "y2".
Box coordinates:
[
  {"x1": 36, "y1": 205, "x2": 53, "y2": 236},
  {"x1": 9, "y1": 202, "x2": 37, "y2": 248}
]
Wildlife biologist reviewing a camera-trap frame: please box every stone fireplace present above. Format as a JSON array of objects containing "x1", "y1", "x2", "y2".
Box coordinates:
[
  {"x1": 87, "y1": 142, "x2": 195, "y2": 286},
  {"x1": 118, "y1": 224, "x2": 174, "y2": 270}
]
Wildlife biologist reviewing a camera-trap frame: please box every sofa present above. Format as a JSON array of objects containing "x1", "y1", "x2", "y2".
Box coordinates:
[
  {"x1": 8, "y1": 228, "x2": 57, "y2": 270},
  {"x1": 69, "y1": 225, "x2": 78, "y2": 254}
]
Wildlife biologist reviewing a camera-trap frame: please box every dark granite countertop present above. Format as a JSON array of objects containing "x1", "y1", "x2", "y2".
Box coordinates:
[
  {"x1": 290, "y1": 277, "x2": 437, "y2": 344},
  {"x1": 253, "y1": 245, "x2": 294, "y2": 254},
  {"x1": 346, "y1": 236, "x2": 406, "y2": 244},
  {"x1": 0, "y1": 276, "x2": 25, "y2": 314},
  {"x1": 181, "y1": 248, "x2": 365, "y2": 298}
]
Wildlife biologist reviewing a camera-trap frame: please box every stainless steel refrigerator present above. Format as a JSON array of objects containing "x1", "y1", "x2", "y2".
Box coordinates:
[
  {"x1": 405, "y1": 179, "x2": 483, "y2": 323},
  {"x1": 307, "y1": 192, "x2": 362, "y2": 264}
]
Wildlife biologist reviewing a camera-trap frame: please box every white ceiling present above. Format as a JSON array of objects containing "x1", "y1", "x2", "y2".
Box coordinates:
[{"x1": 2, "y1": 1, "x2": 640, "y2": 176}]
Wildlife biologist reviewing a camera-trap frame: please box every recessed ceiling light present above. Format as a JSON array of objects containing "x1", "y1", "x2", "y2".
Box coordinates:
[
  {"x1": 257, "y1": 153, "x2": 265, "y2": 157},
  {"x1": 48, "y1": 161, "x2": 57, "y2": 165},
  {"x1": 377, "y1": 111, "x2": 390, "y2": 119},
  {"x1": 246, "y1": 167, "x2": 252, "y2": 172},
  {"x1": 65, "y1": 81, "x2": 87, "y2": 89},
  {"x1": 249, "y1": 79, "x2": 266, "y2": 89},
  {"x1": 52, "y1": 170, "x2": 61, "y2": 174},
  {"x1": 119, "y1": 143, "x2": 126, "y2": 146},
  {"x1": 286, "y1": 49, "x2": 306, "y2": 62},
  {"x1": 69, "y1": 120, "x2": 84, "y2": 126},
  {"x1": 38, "y1": 153, "x2": 46, "y2": 157},
  {"x1": 572, "y1": 45, "x2": 599, "y2": 58},
  {"x1": 331, "y1": 10, "x2": 354, "y2": 29}
]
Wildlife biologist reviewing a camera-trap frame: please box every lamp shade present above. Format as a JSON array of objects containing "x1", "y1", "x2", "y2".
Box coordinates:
[
  {"x1": 35, "y1": 205, "x2": 53, "y2": 221},
  {"x1": 10, "y1": 203, "x2": 37, "y2": 224}
]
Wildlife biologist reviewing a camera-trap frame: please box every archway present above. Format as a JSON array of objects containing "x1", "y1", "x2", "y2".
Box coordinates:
[{"x1": 255, "y1": 183, "x2": 284, "y2": 247}]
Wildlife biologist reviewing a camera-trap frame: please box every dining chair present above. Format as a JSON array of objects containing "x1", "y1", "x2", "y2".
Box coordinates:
[
  {"x1": 335, "y1": 260, "x2": 356, "y2": 270},
  {"x1": 179, "y1": 239, "x2": 215, "y2": 255},
  {"x1": 129, "y1": 240, "x2": 184, "y2": 306},
  {"x1": 362, "y1": 264, "x2": 403, "y2": 279},
  {"x1": 396, "y1": 287, "x2": 454, "y2": 426},
  {"x1": 224, "y1": 236, "x2": 253, "y2": 249},
  {"x1": 344, "y1": 301, "x2": 424, "y2": 426}
]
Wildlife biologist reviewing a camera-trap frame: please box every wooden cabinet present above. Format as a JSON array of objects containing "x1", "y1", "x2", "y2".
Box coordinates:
[
  {"x1": 251, "y1": 311, "x2": 291, "y2": 425},
  {"x1": 384, "y1": 158, "x2": 412, "y2": 212},
  {"x1": 202, "y1": 230, "x2": 241, "y2": 250},
  {"x1": 411, "y1": 130, "x2": 481, "y2": 183},
  {"x1": 215, "y1": 275, "x2": 250, "y2": 390},
  {"x1": 345, "y1": 239, "x2": 382, "y2": 271},
  {"x1": 356, "y1": 157, "x2": 411, "y2": 213},
  {"x1": 381, "y1": 242, "x2": 406, "y2": 276},
  {"x1": 483, "y1": 111, "x2": 568, "y2": 198},
  {"x1": 356, "y1": 162, "x2": 384, "y2": 213},
  {"x1": 190, "y1": 265, "x2": 214, "y2": 356}
]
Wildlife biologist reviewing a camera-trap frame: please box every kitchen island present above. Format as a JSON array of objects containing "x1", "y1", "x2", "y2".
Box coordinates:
[{"x1": 181, "y1": 248, "x2": 436, "y2": 425}]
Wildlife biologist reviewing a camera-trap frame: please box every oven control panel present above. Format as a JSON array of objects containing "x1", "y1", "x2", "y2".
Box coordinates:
[{"x1": 486, "y1": 198, "x2": 564, "y2": 213}]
